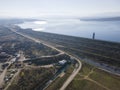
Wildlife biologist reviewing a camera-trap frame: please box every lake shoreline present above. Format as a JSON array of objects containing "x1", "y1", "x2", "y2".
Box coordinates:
[{"x1": 17, "y1": 19, "x2": 120, "y2": 43}]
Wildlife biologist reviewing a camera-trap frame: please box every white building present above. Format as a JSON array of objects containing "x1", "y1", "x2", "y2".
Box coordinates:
[{"x1": 58, "y1": 60, "x2": 67, "y2": 65}]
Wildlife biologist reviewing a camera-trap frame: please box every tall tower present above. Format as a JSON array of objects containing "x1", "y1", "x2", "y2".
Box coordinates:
[{"x1": 92, "y1": 32, "x2": 95, "y2": 40}]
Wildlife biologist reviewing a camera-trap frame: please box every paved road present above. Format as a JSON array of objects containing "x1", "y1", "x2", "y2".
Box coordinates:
[
  {"x1": 4, "y1": 69, "x2": 21, "y2": 90},
  {"x1": 0, "y1": 68, "x2": 7, "y2": 88},
  {"x1": 0, "y1": 61, "x2": 12, "y2": 88},
  {"x1": 60, "y1": 56, "x2": 82, "y2": 90},
  {"x1": 9, "y1": 26, "x2": 64, "y2": 53},
  {"x1": 8, "y1": 26, "x2": 82, "y2": 90}
]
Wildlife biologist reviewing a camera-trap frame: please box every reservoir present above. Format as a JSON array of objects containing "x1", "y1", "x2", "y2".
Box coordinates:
[{"x1": 17, "y1": 18, "x2": 120, "y2": 43}]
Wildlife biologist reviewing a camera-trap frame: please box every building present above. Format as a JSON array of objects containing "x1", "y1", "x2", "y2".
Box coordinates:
[{"x1": 58, "y1": 60, "x2": 67, "y2": 65}]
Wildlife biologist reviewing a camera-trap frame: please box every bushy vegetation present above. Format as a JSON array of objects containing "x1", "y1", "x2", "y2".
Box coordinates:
[
  {"x1": 0, "y1": 26, "x2": 59, "y2": 60},
  {"x1": 8, "y1": 67, "x2": 55, "y2": 90},
  {"x1": 24, "y1": 54, "x2": 70, "y2": 65},
  {"x1": 19, "y1": 29, "x2": 120, "y2": 67}
]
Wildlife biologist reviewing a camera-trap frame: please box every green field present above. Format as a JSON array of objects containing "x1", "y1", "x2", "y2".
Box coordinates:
[{"x1": 66, "y1": 63, "x2": 120, "y2": 90}]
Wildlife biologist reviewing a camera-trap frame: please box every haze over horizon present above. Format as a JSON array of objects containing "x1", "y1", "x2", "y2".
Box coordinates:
[{"x1": 0, "y1": 0, "x2": 120, "y2": 18}]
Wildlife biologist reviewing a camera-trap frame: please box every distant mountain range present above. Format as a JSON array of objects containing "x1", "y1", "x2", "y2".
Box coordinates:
[
  {"x1": 0, "y1": 18, "x2": 37, "y2": 24},
  {"x1": 80, "y1": 17, "x2": 120, "y2": 21}
]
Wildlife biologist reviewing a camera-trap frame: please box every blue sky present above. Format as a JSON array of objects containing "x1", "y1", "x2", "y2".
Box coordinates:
[{"x1": 0, "y1": 0, "x2": 120, "y2": 18}]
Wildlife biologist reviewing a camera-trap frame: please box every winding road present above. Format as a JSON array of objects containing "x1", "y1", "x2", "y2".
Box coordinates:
[
  {"x1": 60, "y1": 56, "x2": 82, "y2": 90},
  {"x1": 0, "y1": 68, "x2": 7, "y2": 88},
  {"x1": 0, "y1": 61, "x2": 12, "y2": 88},
  {"x1": 8, "y1": 25, "x2": 82, "y2": 90}
]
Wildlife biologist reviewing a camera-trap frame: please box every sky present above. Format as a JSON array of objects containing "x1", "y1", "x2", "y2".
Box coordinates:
[{"x1": 0, "y1": 0, "x2": 120, "y2": 18}]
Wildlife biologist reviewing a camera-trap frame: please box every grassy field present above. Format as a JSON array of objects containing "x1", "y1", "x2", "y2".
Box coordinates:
[
  {"x1": 67, "y1": 79, "x2": 106, "y2": 90},
  {"x1": 66, "y1": 63, "x2": 120, "y2": 90},
  {"x1": 89, "y1": 69, "x2": 120, "y2": 90}
]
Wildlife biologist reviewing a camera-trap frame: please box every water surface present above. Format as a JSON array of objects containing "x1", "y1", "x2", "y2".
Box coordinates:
[{"x1": 18, "y1": 19, "x2": 120, "y2": 42}]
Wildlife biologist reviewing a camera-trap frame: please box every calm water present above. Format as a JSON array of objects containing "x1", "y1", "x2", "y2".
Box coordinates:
[{"x1": 17, "y1": 18, "x2": 120, "y2": 43}]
